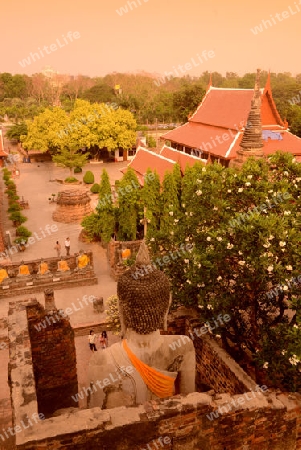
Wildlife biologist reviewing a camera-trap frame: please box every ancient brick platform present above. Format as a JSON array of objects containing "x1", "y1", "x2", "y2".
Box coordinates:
[
  {"x1": 0, "y1": 252, "x2": 97, "y2": 298},
  {"x1": 52, "y1": 189, "x2": 92, "y2": 223}
]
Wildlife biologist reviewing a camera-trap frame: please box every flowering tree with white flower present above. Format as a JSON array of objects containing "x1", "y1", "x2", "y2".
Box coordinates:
[{"x1": 149, "y1": 152, "x2": 301, "y2": 392}]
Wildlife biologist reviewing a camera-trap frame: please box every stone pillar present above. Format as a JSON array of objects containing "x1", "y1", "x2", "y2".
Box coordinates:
[{"x1": 44, "y1": 288, "x2": 56, "y2": 312}]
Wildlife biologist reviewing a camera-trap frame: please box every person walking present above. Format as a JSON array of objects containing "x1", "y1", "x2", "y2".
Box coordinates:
[
  {"x1": 65, "y1": 237, "x2": 70, "y2": 256},
  {"x1": 88, "y1": 330, "x2": 97, "y2": 352},
  {"x1": 54, "y1": 241, "x2": 61, "y2": 257},
  {"x1": 99, "y1": 331, "x2": 108, "y2": 349}
]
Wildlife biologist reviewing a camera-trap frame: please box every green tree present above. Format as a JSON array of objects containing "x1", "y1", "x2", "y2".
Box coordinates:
[
  {"x1": 52, "y1": 146, "x2": 88, "y2": 175},
  {"x1": 141, "y1": 169, "x2": 161, "y2": 238},
  {"x1": 95, "y1": 169, "x2": 115, "y2": 242},
  {"x1": 116, "y1": 168, "x2": 141, "y2": 241},
  {"x1": 150, "y1": 153, "x2": 301, "y2": 391},
  {"x1": 159, "y1": 170, "x2": 180, "y2": 239}
]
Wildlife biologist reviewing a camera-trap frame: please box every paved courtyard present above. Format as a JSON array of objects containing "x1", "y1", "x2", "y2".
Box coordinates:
[{"x1": 0, "y1": 160, "x2": 126, "y2": 447}]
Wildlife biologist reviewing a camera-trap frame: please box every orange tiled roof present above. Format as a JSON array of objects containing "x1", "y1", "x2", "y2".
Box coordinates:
[
  {"x1": 121, "y1": 147, "x2": 175, "y2": 184},
  {"x1": 161, "y1": 76, "x2": 300, "y2": 161},
  {"x1": 160, "y1": 145, "x2": 206, "y2": 172}
]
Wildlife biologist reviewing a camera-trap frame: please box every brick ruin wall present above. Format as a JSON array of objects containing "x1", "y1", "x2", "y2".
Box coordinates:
[
  {"x1": 8, "y1": 297, "x2": 78, "y2": 421},
  {"x1": 6, "y1": 303, "x2": 301, "y2": 449}
]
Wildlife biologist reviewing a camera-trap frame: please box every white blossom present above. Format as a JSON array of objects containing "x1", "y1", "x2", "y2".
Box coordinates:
[
  {"x1": 286, "y1": 265, "x2": 293, "y2": 271},
  {"x1": 190, "y1": 212, "x2": 193, "y2": 216},
  {"x1": 186, "y1": 280, "x2": 191, "y2": 284},
  {"x1": 281, "y1": 350, "x2": 287, "y2": 355},
  {"x1": 184, "y1": 259, "x2": 189, "y2": 264},
  {"x1": 169, "y1": 211, "x2": 174, "y2": 216},
  {"x1": 283, "y1": 285, "x2": 288, "y2": 291},
  {"x1": 267, "y1": 252, "x2": 273, "y2": 257},
  {"x1": 150, "y1": 237, "x2": 155, "y2": 242},
  {"x1": 227, "y1": 189, "x2": 232, "y2": 193},
  {"x1": 283, "y1": 171, "x2": 289, "y2": 176},
  {"x1": 245, "y1": 182, "x2": 251, "y2": 187},
  {"x1": 293, "y1": 324, "x2": 298, "y2": 328},
  {"x1": 247, "y1": 175, "x2": 253, "y2": 179},
  {"x1": 279, "y1": 241, "x2": 286, "y2": 247},
  {"x1": 263, "y1": 362, "x2": 269, "y2": 369},
  {"x1": 238, "y1": 261, "x2": 245, "y2": 266},
  {"x1": 289, "y1": 355, "x2": 299, "y2": 366},
  {"x1": 263, "y1": 243, "x2": 271, "y2": 248},
  {"x1": 202, "y1": 167, "x2": 206, "y2": 172},
  {"x1": 207, "y1": 304, "x2": 213, "y2": 310},
  {"x1": 284, "y1": 211, "x2": 291, "y2": 216},
  {"x1": 217, "y1": 237, "x2": 222, "y2": 241},
  {"x1": 267, "y1": 265, "x2": 273, "y2": 272},
  {"x1": 268, "y1": 235, "x2": 275, "y2": 240},
  {"x1": 227, "y1": 243, "x2": 234, "y2": 249},
  {"x1": 238, "y1": 188, "x2": 243, "y2": 193},
  {"x1": 207, "y1": 237, "x2": 211, "y2": 241},
  {"x1": 296, "y1": 177, "x2": 301, "y2": 182},
  {"x1": 217, "y1": 276, "x2": 222, "y2": 281},
  {"x1": 196, "y1": 190, "x2": 202, "y2": 196},
  {"x1": 213, "y1": 206, "x2": 218, "y2": 211},
  {"x1": 238, "y1": 251, "x2": 243, "y2": 255},
  {"x1": 174, "y1": 219, "x2": 179, "y2": 223}
]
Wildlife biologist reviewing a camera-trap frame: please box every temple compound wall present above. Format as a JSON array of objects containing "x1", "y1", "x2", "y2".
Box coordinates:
[
  {"x1": 7, "y1": 302, "x2": 301, "y2": 449},
  {"x1": 0, "y1": 252, "x2": 97, "y2": 299}
]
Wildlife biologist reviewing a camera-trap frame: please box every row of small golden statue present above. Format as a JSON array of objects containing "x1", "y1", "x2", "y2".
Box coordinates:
[{"x1": 0, "y1": 251, "x2": 90, "y2": 283}]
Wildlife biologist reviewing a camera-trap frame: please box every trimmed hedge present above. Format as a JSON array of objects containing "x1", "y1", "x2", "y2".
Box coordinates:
[
  {"x1": 90, "y1": 183, "x2": 100, "y2": 193},
  {"x1": 83, "y1": 170, "x2": 94, "y2": 184}
]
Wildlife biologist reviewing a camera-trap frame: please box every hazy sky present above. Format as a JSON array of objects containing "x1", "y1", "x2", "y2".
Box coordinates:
[{"x1": 3, "y1": 0, "x2": 301, "y2": 77}]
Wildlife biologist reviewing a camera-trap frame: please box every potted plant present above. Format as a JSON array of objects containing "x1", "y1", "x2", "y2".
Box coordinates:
[{"x1": 14, "y1": 237, "x2": 27, "y2": 251}]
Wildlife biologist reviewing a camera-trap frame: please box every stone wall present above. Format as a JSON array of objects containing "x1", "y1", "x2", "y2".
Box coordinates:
[
  {"x1": 0, "y1": 252, "x2": 97, "y2": 298},
  {"x1": 7, "y1": 304, "x2": 301, "y2": 449},
  {"x1": 11, "y1": 391, "x2": 301, "y2": 450},
  {"x1": 8, "y1": 296, "x2": 78, "y2": 420},
  {"x1": 26, "y1": 292, "x2": 78, "y2": 417}
]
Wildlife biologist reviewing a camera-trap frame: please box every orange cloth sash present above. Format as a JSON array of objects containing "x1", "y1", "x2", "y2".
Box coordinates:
[
  {"x1": 78, "y1": 254, "x2": 89, "y2": 269},
  {"x1": 39, "y1": 262, "x2": 49, "y2": 275},
  {"x1": 0, "y1": 269, "x2": 8, "y2": 283},
  {"x1": 19, "y1": 265, "x2": 30, "y2": 275},
  {"x1": 122, "y1": 249, "x2": 131, "y2": 260},
  {"x1": 122, "y1": 340, "x2": 175, "y2": 398},
  {"x1": 58, "y1": 260, "x2": 70, "y2": 271}
]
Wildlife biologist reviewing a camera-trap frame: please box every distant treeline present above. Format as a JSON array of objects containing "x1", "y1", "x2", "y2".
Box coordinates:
[{"x1": 1, "y1": 71, "x2": 301, "y2": 135}]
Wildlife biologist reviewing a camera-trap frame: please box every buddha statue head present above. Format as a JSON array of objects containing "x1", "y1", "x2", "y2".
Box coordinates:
[{"x1": 117, "y1": 241, "x2": 171, "y2": 335}]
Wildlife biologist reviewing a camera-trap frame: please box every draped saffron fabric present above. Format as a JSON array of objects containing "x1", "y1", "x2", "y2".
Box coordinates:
[
  {"x1": 19, "y1": 265, "x2": 30, "y2": 275},
  {"x1": 58, "y1": 261, "x2": 70, "y2": 271},
  {"x1": 0, "y1": 269, "x2": 8, "y2": 283},
  {"x1": 78, "y1": 254, "x2": 89, "y2": 269},
  {"x1": 122, "y1": 339, "x2": 175, "y2": 398},
  {"x1": 39, "y1": 262, "x2": 49, "y2": 275}
]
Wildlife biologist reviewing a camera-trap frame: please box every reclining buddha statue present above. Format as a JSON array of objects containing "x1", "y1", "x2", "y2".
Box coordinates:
[{"x1": 88, "y1": 241, "x2": 195, "y2": 409}]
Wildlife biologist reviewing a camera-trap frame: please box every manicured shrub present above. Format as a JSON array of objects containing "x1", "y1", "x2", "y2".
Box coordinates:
[
  {"x1": 7, "y1": 192, "x2": 19, "y2": 201},
  {"x1": 64, "y1": 177, "x2": 78, "y2": 183},
  {"x1": 74, "y1": 167, "x2": 82, "y2": 173},
  {"x1": 9, "y1": 211, "x2": 27, "y2": 226},
  {"x1": 83, "y1": 170, "x2": 94, "y2": 184},
  {"x1": 8, "y1": 203, "x2": 21, "y2": 213},
  {"x1": 90, "y1": 183, "x2": 100, "y2": 193},
  {"x1": 16, "y1": 226, "x2": 32, "y2": 238}
]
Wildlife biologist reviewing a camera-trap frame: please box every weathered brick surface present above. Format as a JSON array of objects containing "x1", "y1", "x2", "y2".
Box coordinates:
[
  {"x1": 26, "y1": 300, "x2": 79, "y2": 417},
  {"x1": 52, "y1": 190, "x2": 92, "y2": 224}
]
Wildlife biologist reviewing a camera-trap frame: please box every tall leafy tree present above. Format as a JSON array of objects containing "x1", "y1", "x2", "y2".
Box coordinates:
[
  {"x1": 141, "y1": 169, "x2": 161, "y2": 238},
  {"x1": 159, "y1": 170, "x2": 180, "y2": 239},
  {"x1": 149, "y1": 153, "x2": 301, "y2": 392},
  {"x1": 95, "y1": 169, "x2": 115, "y2": 242},
  {"x1": 116, "y1": 168, "x2": 141, "y2": 241}
]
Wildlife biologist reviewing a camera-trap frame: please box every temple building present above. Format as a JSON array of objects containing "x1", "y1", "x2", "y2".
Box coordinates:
[{"x1": 161, "y1": 72, "x2": 301, "y2": 166}]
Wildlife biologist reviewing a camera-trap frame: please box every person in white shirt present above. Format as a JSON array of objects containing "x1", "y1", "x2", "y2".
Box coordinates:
[
  {"x1": 65, "y1": 237, "x2": 70, "y2": 256},
  {"x1": 88, "y1": 330, "x2": 97, "y2": 352}
]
